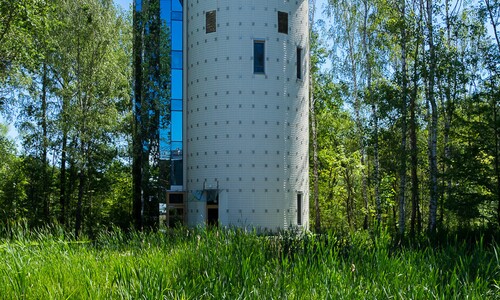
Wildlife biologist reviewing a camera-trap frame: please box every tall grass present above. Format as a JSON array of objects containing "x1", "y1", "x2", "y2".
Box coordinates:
[{"x1": 0, "y1": 225, "x2": 499, "y2": 299}]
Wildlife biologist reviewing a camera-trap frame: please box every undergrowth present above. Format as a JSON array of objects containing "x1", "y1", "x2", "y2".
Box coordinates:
[{"x1": 0, "y1": 225, "x2": 498, "y2": 299}]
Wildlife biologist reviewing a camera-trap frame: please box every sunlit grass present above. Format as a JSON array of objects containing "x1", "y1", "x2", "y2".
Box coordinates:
[{"x1": 0, "y1": 225, "x2": 499, "y2": 299}]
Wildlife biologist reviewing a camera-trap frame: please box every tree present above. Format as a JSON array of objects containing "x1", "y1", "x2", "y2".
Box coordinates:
[
  {"x1": 0, "y1": 124, "x2": 28, "y2": 224},
  {"x1": 132, "y1": 0, "x2": 171, "y2": 230},
  {"x1": 0, "y1": 0, "x2": 51, "y2": 80},
  {"x1": 310, "y1": 0, "x2": 322, "y2": 233},
  {"x1": 14, "y1": 0, "x2": 133, "y2": 235}
]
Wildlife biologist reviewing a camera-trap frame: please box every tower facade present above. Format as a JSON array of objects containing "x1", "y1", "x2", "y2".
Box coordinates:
[
  {"x1": 134, "y1": 0, "x2": 309, "y2": 231},
  {"x1": 185, "y1": 0, "x2": 309, "y2": 231}
]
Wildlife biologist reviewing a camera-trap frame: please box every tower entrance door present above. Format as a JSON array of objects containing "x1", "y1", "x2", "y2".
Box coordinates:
[
  {"x1": 205, "y1": 189, "x2": 219, "y2": 227},
  {"x1": 207, "y1": 204, "x2": 219, "y2": 227}
]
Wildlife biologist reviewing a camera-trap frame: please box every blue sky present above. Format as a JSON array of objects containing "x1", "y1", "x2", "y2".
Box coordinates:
[{"x1": 115, "y1": 0, "x2": 132, "y2": 10}]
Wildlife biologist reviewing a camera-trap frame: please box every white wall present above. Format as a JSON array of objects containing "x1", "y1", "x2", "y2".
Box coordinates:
[{"x1": 185, "y1": 0, "x2": 309, "y2": 231}]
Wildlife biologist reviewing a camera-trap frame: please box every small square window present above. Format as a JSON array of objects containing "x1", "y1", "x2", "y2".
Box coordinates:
[
  {"x1": 206, "y1": 10, "x2": 216, "y2": 33},
  {"x1": 278, "y1": 11, "x2": 288, "y2": 34},
  {"x1": 254, "y1": 41, "x2": 265, "y2": 73}
]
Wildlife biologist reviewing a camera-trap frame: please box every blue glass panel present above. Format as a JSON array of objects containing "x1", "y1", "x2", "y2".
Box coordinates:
[
  {"x1": 171, "y1": 111, "x2": 183, "y2": 142},
  {"x1": 160, "y1": 0, "x2": 171, "y2": 10},
  {"x1": 160, "y1": 10, "x2": 171, "y2": 24},
  {"x1": 171, "y1": 141, "x2": 183, "y2": 153},
  {"x1": 171, "y1": 69, "x2": 183, "y2": 99},
  {"x1": 172, "y1": 21, "x2": 182, "y2": 50},
  {"x1": 254, "y1": 41, "x2": 265, "y2": 73},
  {"x1": 135, "y1": 0, "x2": 142, "y2": 11},
  {"x1": 172, "y1": 11, "x2": 182, "y2": 21},
  {"x1": 160, "y1": 119, "x2": 171, "y2": 135},
  {"x1": 171, "y1": 159, "x2": 183, "y2": 185},
  {"x1": 172, "y1": 0, "x2": 182, "y2": 12},
  {"x1": 159, "y1": 128, "x2": 171, "y2": 159},
  {"x1": 172, "y1": 51, "x2": 182, "y2": 69},
  {"x1": 160, "y1": 0, "x2": 171, "y2": 23},
  {"x1": 172, "y1": 100, "x2": 182, "y2": 110}
]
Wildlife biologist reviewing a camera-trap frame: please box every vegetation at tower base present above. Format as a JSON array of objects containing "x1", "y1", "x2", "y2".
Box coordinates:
[
  {"x1": 132, "y1": 0, "x2": 171, "y2": 230},
  {"x1": 0, "y1": 225, "x2": 499, "y2": 298}
]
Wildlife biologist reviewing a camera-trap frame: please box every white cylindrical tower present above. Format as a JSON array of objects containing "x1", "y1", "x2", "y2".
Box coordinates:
[{"x1": 186, "y1": 0, "x2": 309, "y2": 231}]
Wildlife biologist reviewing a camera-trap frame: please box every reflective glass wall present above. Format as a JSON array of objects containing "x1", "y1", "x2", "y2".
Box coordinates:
[{"x1": 159, "y1": 0, "x2": 183, "y2": 186}]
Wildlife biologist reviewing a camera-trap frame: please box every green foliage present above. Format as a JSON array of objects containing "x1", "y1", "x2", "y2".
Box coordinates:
[
  {"x1": 0, "y1": 0, "x2": 52, "y2": 79},
  {"x1": 132, "y1": 0, "x2": 172, "y2": 229},
  {"x1": 0, "y1": 0, "x2": 133, "y2": 233},
  {"x1": 0, "y1": 227, "x2": 498, "y2": 299},
  {"x1": 315, "y1": 0, "x2": 500, "y2": 236},
  {"x1": 0, "y1": 125, "x2": 28, "y2": 224}
]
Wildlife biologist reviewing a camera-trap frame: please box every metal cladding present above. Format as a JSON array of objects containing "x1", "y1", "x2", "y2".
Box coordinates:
[{"x1": 185, "y1": 0, "x2": 310, "y2": 231}]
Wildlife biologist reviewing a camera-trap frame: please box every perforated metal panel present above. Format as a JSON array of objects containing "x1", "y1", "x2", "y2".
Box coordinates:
[{"x1": 186, "y1": 0, "x2": 310, "y2": 231}]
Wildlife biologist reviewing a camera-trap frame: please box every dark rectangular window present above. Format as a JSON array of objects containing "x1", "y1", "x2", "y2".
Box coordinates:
[
  {"x1": 254, "y1": 41, "x2": 265, "y2": 74},
  {"x1": 206, "y1": 10, "x2": 216, "y2": 33},
  {"x1": 297, "y1": 47, "x2": 302, "y2": 79},
  {"x1": 297, "y1": 193, "x2": 302, "y2": 225},
  {"x1": 169, "y1": 193, "x2": 184, "y2": 204},
  {"x1": 278, "y1": 11, "x2": 288, "y2": 34}
]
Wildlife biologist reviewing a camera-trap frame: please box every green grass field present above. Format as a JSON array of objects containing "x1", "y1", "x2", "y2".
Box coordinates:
[{"x1": 0, "y1": 226, "x2": 499, "y2": 299}]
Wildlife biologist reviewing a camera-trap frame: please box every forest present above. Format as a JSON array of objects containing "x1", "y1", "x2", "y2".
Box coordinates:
[
  {"x1": 1, "y1": 0, "x2": 500, "y2": 298},
  {"x1": 0, "y1": 0, "x2": 500, "y2": 241},
  {"x1": 310, "y1": 0, "x2": 500, "y2": 240}
]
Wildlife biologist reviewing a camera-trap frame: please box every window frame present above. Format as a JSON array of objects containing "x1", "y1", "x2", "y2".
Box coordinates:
[
  {"x1": 206, "y1": 10, "x2": 216, "y2": 33},
  {"x1": 296, "y1": 47, "x2": 302, "y2": 80},
  {"x1": 253, "y1": 40, "x2": 265, "y2": 74},
  {"x1": 278, "y1": 11, "x2": 288, "y2": 34},
  {"x1": 297, "y1": 193, "x2": 303, "y2": 225}
]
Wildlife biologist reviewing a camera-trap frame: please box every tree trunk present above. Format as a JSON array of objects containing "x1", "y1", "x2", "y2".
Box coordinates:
[
  {"x1": 409, "y1": 34, "x2": 420, "y2": 239},
  {"x1": 132, "y1": 2, "x2": 144, "y2": 230},
  {"x1": 311, "y1": 82, "x2": 320, "y2": 232},
  {"x1": 41, "y1": 62, "x2": 50, "y2": 221},
  {"x1": 426, "y1": 0, "x2": 438, "y2": 235},
  {"x1": 492, "y1": 83, "x2": 500, "y2": 228},
  {"x1": 483, "y1": 0, "x2": 500, "y2": 230},
  {"x1": 344, "y1": 164, "x2": 355, "y2": 229},
  {"x1": 347, "y1": 23, "x2": 364, "y2": 231},
  {"x1": 362, "y1": 0, "x2": 372, "y2": 229},
  {"x1": 75, "y1": 167, "x2": 85, "y2": 238},
  {"x1": 59, "y1": 105, "x2": 68, "y2": 226},
  {"x1": 373, "y1": 102, "x2": 381, "y2": 224},
  {"x1": 485, "y1": 0, "x2": 500, "y2": 54},
  {"x1": 398, "y1": 0, "x2": 409, "y2": 238},
  {"x1": 309, "y1": 0, "x2": 321, "y2": 232},
  {"x1": 440, "y1": 0, "x2": 456, "y2": 229}
]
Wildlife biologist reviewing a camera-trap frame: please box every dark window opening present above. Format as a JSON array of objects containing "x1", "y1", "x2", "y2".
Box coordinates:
[
  {"x1": 171, "y1": 159, "x2": 183, "y2": 185},
  {"x1": 278, "y1": 11, "x2": 288, "y2": 34},
  {"x1": 297, "y1": 193, "x2": 302, "y2": 225},
  {"x1": 254, "y1": 41, "x2": 265, "y2": 74},
  {"x1": 169, "y1": 193, "x2": 184, "y2": 204},
  {"x1": 207, "y1": 206, "x2": 219, "y2": 227},
  {"x1": 297, "y1": 47, "x2": 302, "y2": 79},
  {"x1": 206, "y1": 10, "x2": 216, "y2": 33}
]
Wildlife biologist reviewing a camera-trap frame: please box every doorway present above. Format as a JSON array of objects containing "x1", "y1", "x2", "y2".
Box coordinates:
[{"x1": 205, "y1": 189, "x2": 219, "y2": 227}]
